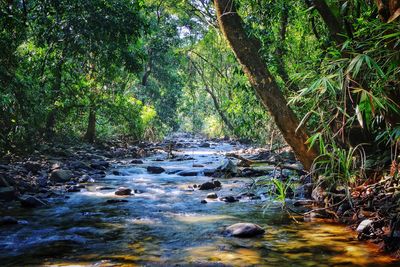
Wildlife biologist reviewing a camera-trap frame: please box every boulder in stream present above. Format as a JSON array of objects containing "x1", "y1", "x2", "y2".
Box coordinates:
[
  {"x1": 214, "y1": 159, "x2": 237, "y2": 177},
  {"x1": 221, "y1": 195, "x2": 238, "y2": 203},
  {"x1": 225, "y1": 223, "x2": 265, "y2": 237},
  {"x1": 199, "y1": 180, "x2": 221, "y2": 190},
  {"x1": 147, "y1": 166, "x2": 165, "y2": 174},
  {"x1": 206, "y1": 192, "x2": 218, "y2": 199},
  {"x1": 115, "y1": 187, "x2": 132, "y2": 196}
]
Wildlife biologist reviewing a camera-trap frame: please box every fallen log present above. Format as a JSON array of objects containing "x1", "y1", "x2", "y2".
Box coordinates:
[{"x1": 226, "y1": 153, "x2": 305, "y2": 173}]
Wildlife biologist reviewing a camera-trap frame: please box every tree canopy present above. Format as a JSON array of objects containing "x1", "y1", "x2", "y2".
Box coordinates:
[{"x1": 1, "y1": 0, "x2": 399, "y2": 172}]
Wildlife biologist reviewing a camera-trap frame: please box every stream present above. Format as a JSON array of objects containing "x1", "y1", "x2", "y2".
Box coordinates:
[{"x1": 0, "y1": 136, "x2": 397, "y2": 266}]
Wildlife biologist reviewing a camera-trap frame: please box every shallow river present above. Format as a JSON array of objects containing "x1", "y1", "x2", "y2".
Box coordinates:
[{"x1": 0, "y1": 138, "x2": 397, "y2": 266}]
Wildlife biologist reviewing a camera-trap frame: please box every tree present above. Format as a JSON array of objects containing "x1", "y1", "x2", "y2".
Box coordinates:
[{"x1": 213, "y1": 0, "x2": 318, "y2": 170}]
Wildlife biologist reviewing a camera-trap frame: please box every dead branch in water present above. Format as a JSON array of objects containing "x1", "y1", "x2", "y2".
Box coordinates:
[{"x1": 226, "y1": 153, "x2": 306, "y2": 173}]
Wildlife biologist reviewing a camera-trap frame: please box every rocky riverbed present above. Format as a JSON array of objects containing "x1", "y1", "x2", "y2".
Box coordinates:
[{"x1": 0, "y1": 133, "x2": 398, "y2": 266}]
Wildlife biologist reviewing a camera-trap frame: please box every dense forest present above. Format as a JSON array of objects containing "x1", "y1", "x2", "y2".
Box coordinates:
[{"x1": 1, "y1": 0, "x2": 400, "y2": 266}]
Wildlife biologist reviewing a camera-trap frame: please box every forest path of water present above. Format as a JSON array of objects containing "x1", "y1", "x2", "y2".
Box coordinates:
[{"x1": 0, "y1": 134, "x2": 397, "y2": 266}]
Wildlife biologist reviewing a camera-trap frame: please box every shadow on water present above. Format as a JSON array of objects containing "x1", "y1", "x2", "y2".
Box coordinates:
[{"x1": 0, "y1": 137, "x2": 398, "y2": 266}]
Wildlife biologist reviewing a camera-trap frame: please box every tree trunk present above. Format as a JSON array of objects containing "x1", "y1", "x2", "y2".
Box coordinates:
[
  {"x1": 45, "y1": 58, "x2": 63, "y2": 139},
  {"x1": 141, "y1": 65, "x2": 151, "y2": 86},
  {"x1": 376, "y1": 0, "x2": 400, "y2": 23},
  {"x1": 275, "y1": 4, "x2": 300, "y2": 93},
  {"x1": 311, "y1": 0, "x2": 346, "y2": 45},
  {"x1": 190, "y1": 59, "x2": 236, "y2": 135},
  {"x1": 84, "y1": 107, "x2": 96, "y2": 143},
  {"x1": 214, "y1": 0, "x2": 318, "y2": 170},
  {"x1": 205, "y1": 85, "x2": 236, "y2": 135}
]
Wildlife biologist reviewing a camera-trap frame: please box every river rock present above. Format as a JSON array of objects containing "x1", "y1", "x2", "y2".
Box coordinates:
[
  {"x1": 0, "y1": 216, "x2": 18, "y2": 226},
  {"x1": 193, "y1": 164, "x2": 204, "y2": 167},
  {"x1": 213, "y1": 180, "x2": 221, "y2": 187},
  {"x1": 221, "y1": 195, "x2": 238, "y2": 203},
  {"x1": 356, "y1": 219, "x2": 374, "y2": 233},
  {"x1": 177, "y1": 170, "x2": 199, "y2": 176},
  {"x1": 69, "y1": 160, "x2": 90, "y2": 170},
  {"x1": 174, "y1": 155, "x2": 195, "y2": 161},
  {"x1": 199, "y1": 142, "x2": 210, "y2": 148},
  {"x1": 131, "y1": 159, "x2": 144, "y2": 164},
  {"x1": 311, "y1": 185, "x2": 326, "y2": 203},
  {"x1": 225, "y1": 223, "x2": 265, "y2": 237},
  {"x1": 67, "y1": 185, "x2": 81, "y2": 192},
  {"x1": 24, "y1": 161, "x2": 42, "y2": 174},
  {"x1": 0, "y1": 176, "x2": 10, "y2": 187},
  {"x1": 295, "y1": 183, "x2": 313, "y2": 199},
  {"x1": 90, "y1": 159, "x2": 110, "y2": 170},
  {"x1": 241, "y1": 168, "x2": 269, "y2": 177},
  {"x1": 79, "y1": 175, "x2": 95, "y2": 183},
  {"x1": 97, "y1": 186, "x2": 114, "y2": 190},
  {"x1": 106, "y1": 199, "x2": 129, "y2": 204},
  {"x1": 215, "y1": 159, "x2": 237, "y2": 176},
  {"x1": 199, "y1": 182, "x2": 216, "y2": 190},
  {"x1": 147, "y1": 166, "x2": 165, "y2": 174},
  {"x1": 112, "y1": 170, "x2": 122, "y2": 175},
  {"x1": 0, "y1": 186, "x2": 16, "y2": 201},
  {"x1": 199, "y1": 180, "x2": 222, "y2": 190},
  {"x1": 50, "y1": 169, "x2": 73, "y2": 183},
  {"x1": 20, "y1": 195, "x2": 46, "y2": 208},
  {"x1": 206, "y1": 193, "x2": 218, "y2": 199},
  {"x1": 115, "y1": 187, "x2": 132, "y2": 196}
]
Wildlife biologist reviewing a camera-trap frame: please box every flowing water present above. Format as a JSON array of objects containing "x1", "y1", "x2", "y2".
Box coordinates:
[{"x1": 0, "y1": 137, "x2": 397, "y2": 266}]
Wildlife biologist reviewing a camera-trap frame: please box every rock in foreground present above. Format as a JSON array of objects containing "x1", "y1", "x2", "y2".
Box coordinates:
[{"x1": 225, "y1": 223, "x2": 265, "y2": 237}]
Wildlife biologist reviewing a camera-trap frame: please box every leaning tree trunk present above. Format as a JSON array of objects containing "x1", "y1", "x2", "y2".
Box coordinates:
[{"x1": 214, "y1": 0, "x2": 318, "y2": 170}]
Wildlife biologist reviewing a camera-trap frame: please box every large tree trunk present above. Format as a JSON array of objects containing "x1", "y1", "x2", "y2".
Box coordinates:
[{"x1": 214, "y1": 0, "x2": 318, "y2": 170}]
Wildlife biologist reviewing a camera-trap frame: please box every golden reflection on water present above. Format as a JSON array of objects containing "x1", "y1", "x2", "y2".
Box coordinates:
[
  {"x1": 173, "y1": 213, "x2": 235, "y2": 223},
  {"x1": 265, "y1": 222, "x2": 395, "y2": 266},
  {"x1": 187, "y1": 245, "x2": 262, "y2": 266}
]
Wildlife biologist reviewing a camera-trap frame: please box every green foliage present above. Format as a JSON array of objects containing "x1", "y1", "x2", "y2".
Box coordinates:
[
  {"x1": 1, "y1": 0, "x2": 399, "y2": 177},
  {"x1": 250, "y1": 176, "x2": 294, "y2": 209},
  {"x1": 312, "y1": 140, "x2": 365, "y2": 186}
]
